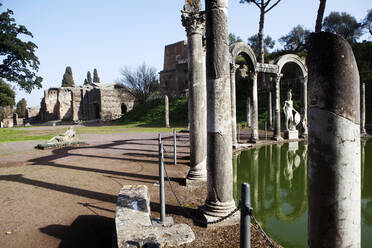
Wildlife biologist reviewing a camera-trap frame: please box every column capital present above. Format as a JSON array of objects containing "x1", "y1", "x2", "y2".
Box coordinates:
[{"x1": 181, "y1": 10, "x2": 205, "y2": 36}]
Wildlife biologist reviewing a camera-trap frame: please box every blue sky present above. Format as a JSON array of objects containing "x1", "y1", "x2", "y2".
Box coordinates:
[{"x1": 2, "y1": 0, "x2": 371, "y2": 107}]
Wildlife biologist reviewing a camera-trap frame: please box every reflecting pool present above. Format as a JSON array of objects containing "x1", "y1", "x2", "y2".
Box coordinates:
[{"x1": 233, "y1": 140, "x2": 372, "y2": 248}]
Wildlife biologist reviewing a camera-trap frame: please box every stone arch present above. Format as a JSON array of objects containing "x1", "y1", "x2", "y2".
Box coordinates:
[
  {"x1": 274, "y1": 54, "x2": 307, "y2": 78},
  {"x1": 229, "y1": 42, "x2": 257, "y2": 71}
]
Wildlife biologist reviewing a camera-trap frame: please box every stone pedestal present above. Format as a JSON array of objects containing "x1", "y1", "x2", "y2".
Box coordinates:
[{"x1": 284, "y1": 130, "x2": 298, "y2": 140}]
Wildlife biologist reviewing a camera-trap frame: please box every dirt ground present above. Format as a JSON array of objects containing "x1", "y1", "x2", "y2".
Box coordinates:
[{"x1": 0, "y1": 126, "x2": 281, "y2": 248}]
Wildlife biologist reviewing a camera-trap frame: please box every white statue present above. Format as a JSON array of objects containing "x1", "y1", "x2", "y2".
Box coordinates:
[
  {"x1": 48, "y1": 126, "x2": 76, "y2": 144},
  {"x1": 283, "y1": 89, "x2": 301, "y2": 131}
]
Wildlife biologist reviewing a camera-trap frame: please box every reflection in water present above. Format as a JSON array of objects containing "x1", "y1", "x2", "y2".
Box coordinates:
[{"x1": 235, "y1": 140, "x2": 371, "y2": 248}]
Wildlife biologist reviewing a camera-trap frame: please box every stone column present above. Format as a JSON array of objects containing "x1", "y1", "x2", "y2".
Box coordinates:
[
  {"x1": 230, "y1": 63, "x2": 239, "y2": 146},
  {"x1": 250, "y1": 72, "x2": 259, "y2": 143},
  {"x1": 361, "y1": 82, "x2": 366, "y2": 135},
  {"x1": 203, "y1": 0, "x2": 235, "y2": 217},
  {"x1": 307, "y1": 32, "x2": 361, "y2": 248},
  {"x1": 273, "y1": 74, "x2": 283, "y2": 141},
  {"x1": 267, "y1": 83, "x2": 273, "y2": 130},
  {"x1": 300, "y1": 76, "x2": 308, "y2": 138},
  {"x1": 164, "y1": 95, "x2": 170, "y2": 128},
  {"x1": 182, "y1": 2, "x2": 207, "y2": 181},
  {"x1": 246, "y1": 97, "x2": 251, "y2": 128}
]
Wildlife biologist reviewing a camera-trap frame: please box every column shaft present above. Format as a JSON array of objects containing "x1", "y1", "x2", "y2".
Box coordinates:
[
  {"x1": 164, "y1": 95, "x2": 170, "y2": 128},
  {"x1": 250, "y1": 73, "x2": 259, "y2": 142},
  {"x1": 204, "y1": 0, "x2": 235, "y2": 217},
  {"x1": 230, "y1": 64, "x2": 238, "y2": 146},
  {"x1": 273, "y1": 75, "x2": 282, "y2": 140},
  {"x1": 307, "y1": 32, "x2": 361, "y2": 248},
  {"x1": 361, "y1": 82, "x2": 366, "y2": 134}
]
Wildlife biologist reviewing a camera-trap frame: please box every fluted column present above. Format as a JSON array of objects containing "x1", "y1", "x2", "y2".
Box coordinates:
[
  {"x1": 203, "y1": 0, "x2": 235, "y2": 217},
  {"x1": 182, "y1": 2, "x2": 207, "y2": 181},
  {"x1": 273, "y1": 74, "x2": 283, "y2": 141},
  {"x1": 230, "y1": 63, "x2": 239, "y2": 146},
  {"x1": 250, "y1": 72, "x2": 259, "y2": 143}
]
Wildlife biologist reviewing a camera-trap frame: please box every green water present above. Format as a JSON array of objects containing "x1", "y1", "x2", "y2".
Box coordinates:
[{"x1": 233, "y1": 140, "x2": 372, "y2": 248}]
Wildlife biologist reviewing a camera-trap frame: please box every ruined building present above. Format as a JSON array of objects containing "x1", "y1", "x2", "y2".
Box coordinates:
[
  {"x1": 27, "y1": 83, "x2": 135, "y2": 123},
  {"x1": 159, "y1": 41, "x2": 189, "y2": 96}
]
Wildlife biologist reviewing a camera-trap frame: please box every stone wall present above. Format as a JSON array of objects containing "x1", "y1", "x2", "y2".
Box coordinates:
[
  {"x1": 26, "y1": 106, "x2": 41, "y2": 123},
  {"x1": 38, "y1": 83, "x2": 134, "y2": 123}
]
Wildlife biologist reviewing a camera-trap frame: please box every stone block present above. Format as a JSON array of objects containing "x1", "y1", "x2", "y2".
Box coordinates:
[
  {"x1": 284, "y1": 130, "x2": 298, "y2": 140},
  {"x1": 115, "y1": 185, "x2": 195, "y2": 248}
]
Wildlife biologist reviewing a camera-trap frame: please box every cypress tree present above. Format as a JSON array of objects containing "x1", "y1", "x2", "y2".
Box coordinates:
[
  {"x1": 93, "y1": 68, "x2": 100, "y2": 83},
  {"x1": 16, "y1": 98, "x2": 27, "y2": 118},
  {"x1": 61, "y1": 66, "x2": 74, "y2": 87},
  {"x1": 84, "y1": 71, "x2": 92, "y2": 85}
]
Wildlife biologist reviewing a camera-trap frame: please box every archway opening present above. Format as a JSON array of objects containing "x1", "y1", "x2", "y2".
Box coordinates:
[{"x1": 121, "y1": 104, "x2": 127, "y2": 115}]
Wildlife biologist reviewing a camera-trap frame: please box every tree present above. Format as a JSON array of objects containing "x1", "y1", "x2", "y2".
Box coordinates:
[
  {"x1": 229, "y1": 33, "x2": 243, "y2": 46},
  {"x1": 93, "y1": 68, "x2": 100, "y2": 83},
  {"x1": 315, "y1": 0, "x2": 327, "y2": 32},
  {"x1": 362, "y1": 9, "x2": 372, "y2": 35},
  {"x1": 279, "y1": 25, "x2": 311, "y2": 52},
  {"x1": 247, "y1": 34, "x2": 275, "y2": 56},
  {"x1": 323, "y1": 11, "x2": 363, "y2": 42},
  {"x1": 239, "y1": 0, "x2": 281, "y2": 63},
  {"x1": 0, "y1": 4, "x2": 42, "y2": 93},
  {"x1": 16, "y1": 98, "x2": 27, "y2": 118},
  {"x1": 84, "y1": 71, "x2": 92, "y2": 85},
  {"x1": 0, "y1": 79, "x2": 15, "y2": 107},
  {"x1": 61, "y1": 66, "x2": 74, "y2": 87},
  {"x1": 118, "y1": 63, "x2": 159, "y2": 104}
]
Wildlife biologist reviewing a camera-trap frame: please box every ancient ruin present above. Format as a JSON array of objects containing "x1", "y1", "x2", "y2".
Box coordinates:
[{"x1": 27, "y1": 83, "x2": 135, "y2": 123}]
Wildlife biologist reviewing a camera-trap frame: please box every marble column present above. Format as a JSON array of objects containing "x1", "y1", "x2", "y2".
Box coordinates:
[
  {"x1": 182, "y1": 2, "x2": 207, "y2": 181},
  {"x1": 361, "y1": 82, "x2": 366, "y2": 135},
  {"x1": 273, "y1": 74, "x2": 283, "y2": 141},
  {"x1": 246, "y1": 96, "x2": 251, "y2": 128},
  {"x1": 250, "y1": 72, "x2": 259, "y2": 143},
  {"x1": 267, "y1": 83, "x2": 273, "y2": 130},
  {"x1": 164, "y1": 95, "x2": 170, "y2": 128},
  {"x1": 203, "y1": 0, "x2": 235, "y2": 217},
  {"x1": 300, "y1": 77, "x2": 308, "y2": 138},
  {"x1": 230, "y1": 63, "x2": 239, "y2": 146},
  {"x1": 307, "y1": 32, "x2": 361, "y2": 248}
]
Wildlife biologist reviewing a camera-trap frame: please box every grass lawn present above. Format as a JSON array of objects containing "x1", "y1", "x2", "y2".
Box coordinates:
[{"x1": 0, "y1": 129, "x2": 55, "y2": 143}]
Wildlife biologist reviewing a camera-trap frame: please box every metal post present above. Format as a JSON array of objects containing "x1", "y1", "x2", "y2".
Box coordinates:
[
  {"x1": 173, "y1": 128, "x2": 177, "y2": 165},
  {"x1": 240, "y1": 182, "x2": 251, "y2": 248},
  {"x1": 158, "y1": 134, "x2": 166, "y2": 223}
]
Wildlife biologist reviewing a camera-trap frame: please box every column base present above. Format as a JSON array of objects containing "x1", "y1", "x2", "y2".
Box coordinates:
[
  {"x1": 249, "y1": 137, "x2": 258, "y2": 143},
  {"x1": 186, "y1": 159, "x2": 207, "y2": 181},
  {"x1": 201, "y1": 200, "x2": 237, "y2": 218}
]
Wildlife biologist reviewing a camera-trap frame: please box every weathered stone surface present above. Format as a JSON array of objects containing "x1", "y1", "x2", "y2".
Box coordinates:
[
  {"x1": 115, "y1": 185, "x2": 195, "y2": 248},
  {"x1": 284, "y1": 130, "x2": 298, "y2": 140},
  {"x1": 38, "y1": 84, "x2": 134, "y2": 123},
  {"x1": 307, "y1": 32, "x2": 361, "y2": 248}
]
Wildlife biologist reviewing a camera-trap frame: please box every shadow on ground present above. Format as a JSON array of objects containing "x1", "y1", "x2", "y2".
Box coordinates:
[{"x1": 40, "y1": 215, "x2": 115, "y2": 248}]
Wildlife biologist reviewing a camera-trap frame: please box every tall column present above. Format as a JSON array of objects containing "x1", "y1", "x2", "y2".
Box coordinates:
[
  {"x1": 203, "y1": 0, "x2": 235, "y2": 217},
  {"x1": 272, "y1": 74, "x2": 283, "y2": 141},
  {"x1": 267, "y1": 84, "x2": 273, "y2": 130},
  {"x1": 361, "y1": 82, "x2": 366, "y2": 135},
  {"x1": 182, "y1": 1, "x2": 207, "y2": 181},
  {"x1": 230, "y1": 63, "x2": 239, "y2": 146},
  {"x1": 246, "y1": 96, "x2": 251, "y2": 128},
  {"x1": 300, "y1": 77, "x2": 308, "y2": 138},
  {"x1": 250, "y1": 72, "x2": 259, "y2": 143},
  {"x1": 307, "y1": 32, "x2": 361, "y2": 248},
  {"x1": 164, "y1": 95, "x2": 170, "y2": 128}
]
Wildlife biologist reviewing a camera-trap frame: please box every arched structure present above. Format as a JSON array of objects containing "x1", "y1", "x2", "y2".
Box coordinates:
[
  {"x1": 273, "y1": 54, "x2": 308, "y2": 140},
  {"x1": 229, "y1": 42, "x2": 258, "y2": 145}
]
